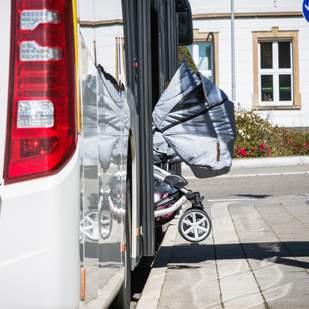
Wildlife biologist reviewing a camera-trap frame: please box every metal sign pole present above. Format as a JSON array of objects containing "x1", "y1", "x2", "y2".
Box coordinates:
[{"x1": 231, "y1": 0, "x2": 236, "y2": 101}]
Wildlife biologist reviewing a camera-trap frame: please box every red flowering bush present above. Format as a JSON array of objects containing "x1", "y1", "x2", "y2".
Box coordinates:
[
  {"x1": 234, "y1": 112, "x2": 309, "y2": 158},
  {"x1": 235, "y1": 146, "x2": 247, "y2": 157}
]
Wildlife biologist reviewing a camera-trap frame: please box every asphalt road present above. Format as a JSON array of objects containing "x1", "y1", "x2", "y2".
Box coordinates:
[{"x1": 187, "y1": 168, "x2": 309, "y2": 201}]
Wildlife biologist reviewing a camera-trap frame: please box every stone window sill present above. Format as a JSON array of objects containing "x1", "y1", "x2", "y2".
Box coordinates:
[{"x1": 253, "y1": 105, "x2": 301, "y2": 111}]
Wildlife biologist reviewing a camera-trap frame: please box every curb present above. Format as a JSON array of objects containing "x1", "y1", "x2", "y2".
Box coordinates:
[
  {"x1": 182, "y1": 156, "x2": 309, "y2": 171},
  {"x1": 232, "y1": 155, "x2": 309, "y2": 168},
  {"x1": 136, "y1": 221, "x2": 178, "y2": 309}
]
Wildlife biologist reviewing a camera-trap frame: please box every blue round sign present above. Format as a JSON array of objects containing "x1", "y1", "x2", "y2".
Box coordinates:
[{"x1": 303, "y1": 0, "x2": 309, "y2": 22}]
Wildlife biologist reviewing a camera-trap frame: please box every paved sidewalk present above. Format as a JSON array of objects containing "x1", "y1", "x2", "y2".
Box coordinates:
[{"x1": 137, "y1": 195, "x2": 309, "y2": 309}]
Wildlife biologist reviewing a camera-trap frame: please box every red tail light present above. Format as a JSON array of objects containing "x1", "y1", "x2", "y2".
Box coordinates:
[{"x1": 4, "y1": 0, "x2": 77, "y2": 183}]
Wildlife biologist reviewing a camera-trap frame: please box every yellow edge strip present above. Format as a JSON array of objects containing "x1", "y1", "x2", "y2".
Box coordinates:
[
  {"x1": 80, "y1": 267, "x2": 86, "y2": 301},
  {"x1": 72, "y1": 0, "x2": 81, "y2": 133}
]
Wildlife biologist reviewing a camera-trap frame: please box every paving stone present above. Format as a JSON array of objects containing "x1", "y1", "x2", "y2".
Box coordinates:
[
  {"x1": 169, "y1": 243, "x2": 216, "y2": 264},
  {"x1": 276, "y1": 233, "x2": 309, "y2": 242},
  {"x1": 282, "y1": 240, "x2": 309, "y2": 256},
  {"x1": 247, "y1": 257, "x2": 306, "y2": 273},
  {"x1": 215, "y1": 243, "x2": 244, "y2": 261},
  {"x1": 229, "y1": 205, "x2": 273, "y2": 234},
  {"x1": 158, "y1": 267, "x2": 222, "y2": 309},
  {"x1": 264, "y1": 216, "x2": 298, "y2": 226},
  {"x1": 256, "y1": 207, "x2": 285, "y2": 212},
  {"x1": 216, "y1": 259, "x2": 250, "y2": 278},
  {"x1": 283, "y1": 207, "x2": 309, "y2": 218},
  {"x1": 237, "y1": 231, "x2": 278, "y2": 243},
  {"x1": 220, "y1": 270, "x2": 264, "y2": 308},
  {"x1": 253, "y1": 267, "x2": 309, "y2": 308},
  {"x1": 296, "y1": 216, "x2": 309, "y2": 226},
  {"x1": 215, "y1": 235, "x2": 240, "y2": 245},
  {"x1": 270, "y1": 225, "x2": 307, "y2": 235}
]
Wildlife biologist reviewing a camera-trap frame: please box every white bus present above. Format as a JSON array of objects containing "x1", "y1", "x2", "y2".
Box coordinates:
[{"x1": 0, "y1": 0, "x2": 193, "y2": 308}]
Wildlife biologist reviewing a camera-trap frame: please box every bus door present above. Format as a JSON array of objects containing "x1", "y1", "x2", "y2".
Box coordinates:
[
  {"x1": 123, "y1": 0, "x2": 155, "y2": 257},
  {"x1": 79, "y1": 0, "x2": 130, "y2": 305}
]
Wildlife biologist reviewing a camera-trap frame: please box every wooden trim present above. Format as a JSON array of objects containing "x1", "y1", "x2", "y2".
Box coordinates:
[
  {"x1": 252, "y1": 27, "x2": 301, "y2": 110},
  {"x1": 193, "y1": 11, "x2": 303, "y2": 20},
  {"x1": 193, "y1": 30, "x2": 219, "y2": 86}
]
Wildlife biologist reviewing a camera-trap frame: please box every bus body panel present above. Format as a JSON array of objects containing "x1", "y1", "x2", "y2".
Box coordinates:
[
  {"x1": 0, "y1": 0, "x2": 11, "y2": 184},
  {"x1": 78, "y1": 2, "x2": 130, "y2": 301},
  {"x1": 0, "y1": 2, "x2": 82, "y2": 308},
  {"x1": 0, "y1": 147, "x2": 80, "y2": 309}
]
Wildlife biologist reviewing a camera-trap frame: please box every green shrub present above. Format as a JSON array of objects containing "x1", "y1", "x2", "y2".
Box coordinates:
[
  {"x1": 234, "y1": 111, "x2": 309, "y2": 158},
  {"x1": 178, "y1": 46, "x2": 197, "y2": 72}
]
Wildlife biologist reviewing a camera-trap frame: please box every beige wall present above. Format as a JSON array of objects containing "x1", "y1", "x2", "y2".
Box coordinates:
[
  {"x1": 190, "y1": 0, "x2": 309, "y2": 127},
  {"x1": 189, "y1": 0, "x2": 302, "y2": 15}
]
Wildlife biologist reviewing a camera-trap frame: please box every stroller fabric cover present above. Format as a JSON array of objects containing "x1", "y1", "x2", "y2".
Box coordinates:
[{"x1": 153, "y1": 62, "x2": 236, "y2": 178}]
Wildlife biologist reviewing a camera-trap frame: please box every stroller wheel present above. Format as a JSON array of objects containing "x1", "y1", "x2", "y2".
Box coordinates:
[
  {"x1": 178, "y1": 208, "x2": 212, "y2": 242},
  {"x1": 99, "y1": 209, "x2": 113, "y2": 240}
]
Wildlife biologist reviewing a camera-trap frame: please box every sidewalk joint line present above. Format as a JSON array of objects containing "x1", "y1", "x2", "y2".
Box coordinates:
[
  {"x1": 228, "y1": 204, "x2": 270, "y2": 309},
  {"x1": 211, "y1": 206, "x2": 225, "y2": 309}
]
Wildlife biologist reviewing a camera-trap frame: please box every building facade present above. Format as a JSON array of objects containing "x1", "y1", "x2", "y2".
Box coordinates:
[{"x1": 189, "y1": 0, "x2": 309, "y2": 128}]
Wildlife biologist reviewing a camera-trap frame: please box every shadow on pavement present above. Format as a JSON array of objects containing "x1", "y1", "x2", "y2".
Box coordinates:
[
  {"x1": 154, "y1": 241, "x2": 309, "y2": 270},
  {"x1": 234, "y1": 194, "x2": 272, "y2": 199}
]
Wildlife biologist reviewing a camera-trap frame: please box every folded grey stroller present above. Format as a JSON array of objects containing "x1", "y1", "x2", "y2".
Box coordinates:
[
  {"x1": 152, "y1": 62, "x2": 236, "y2": 242},
  {"x1": 80, "y1": 62, "x2": 235, "y2": 243}
]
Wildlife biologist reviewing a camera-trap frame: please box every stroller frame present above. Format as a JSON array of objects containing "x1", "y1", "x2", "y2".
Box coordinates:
[
  {"x1": 153, "y1": 165, "x2": 212, "y2": 242},
  {"x1": 80, "y1": 165, "x2": 212, "y2": 243}
]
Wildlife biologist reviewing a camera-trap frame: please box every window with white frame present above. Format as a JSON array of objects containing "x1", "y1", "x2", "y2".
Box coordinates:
[
  {"x1": 189, "y1": 41, "x2": 214, "y2": 81},
  {"x1": 259, "y1": 40, "x2": 293, "y2": 105},
  {"x1": 253, "y1": 28, "x2": 300, "y2": 110}
]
